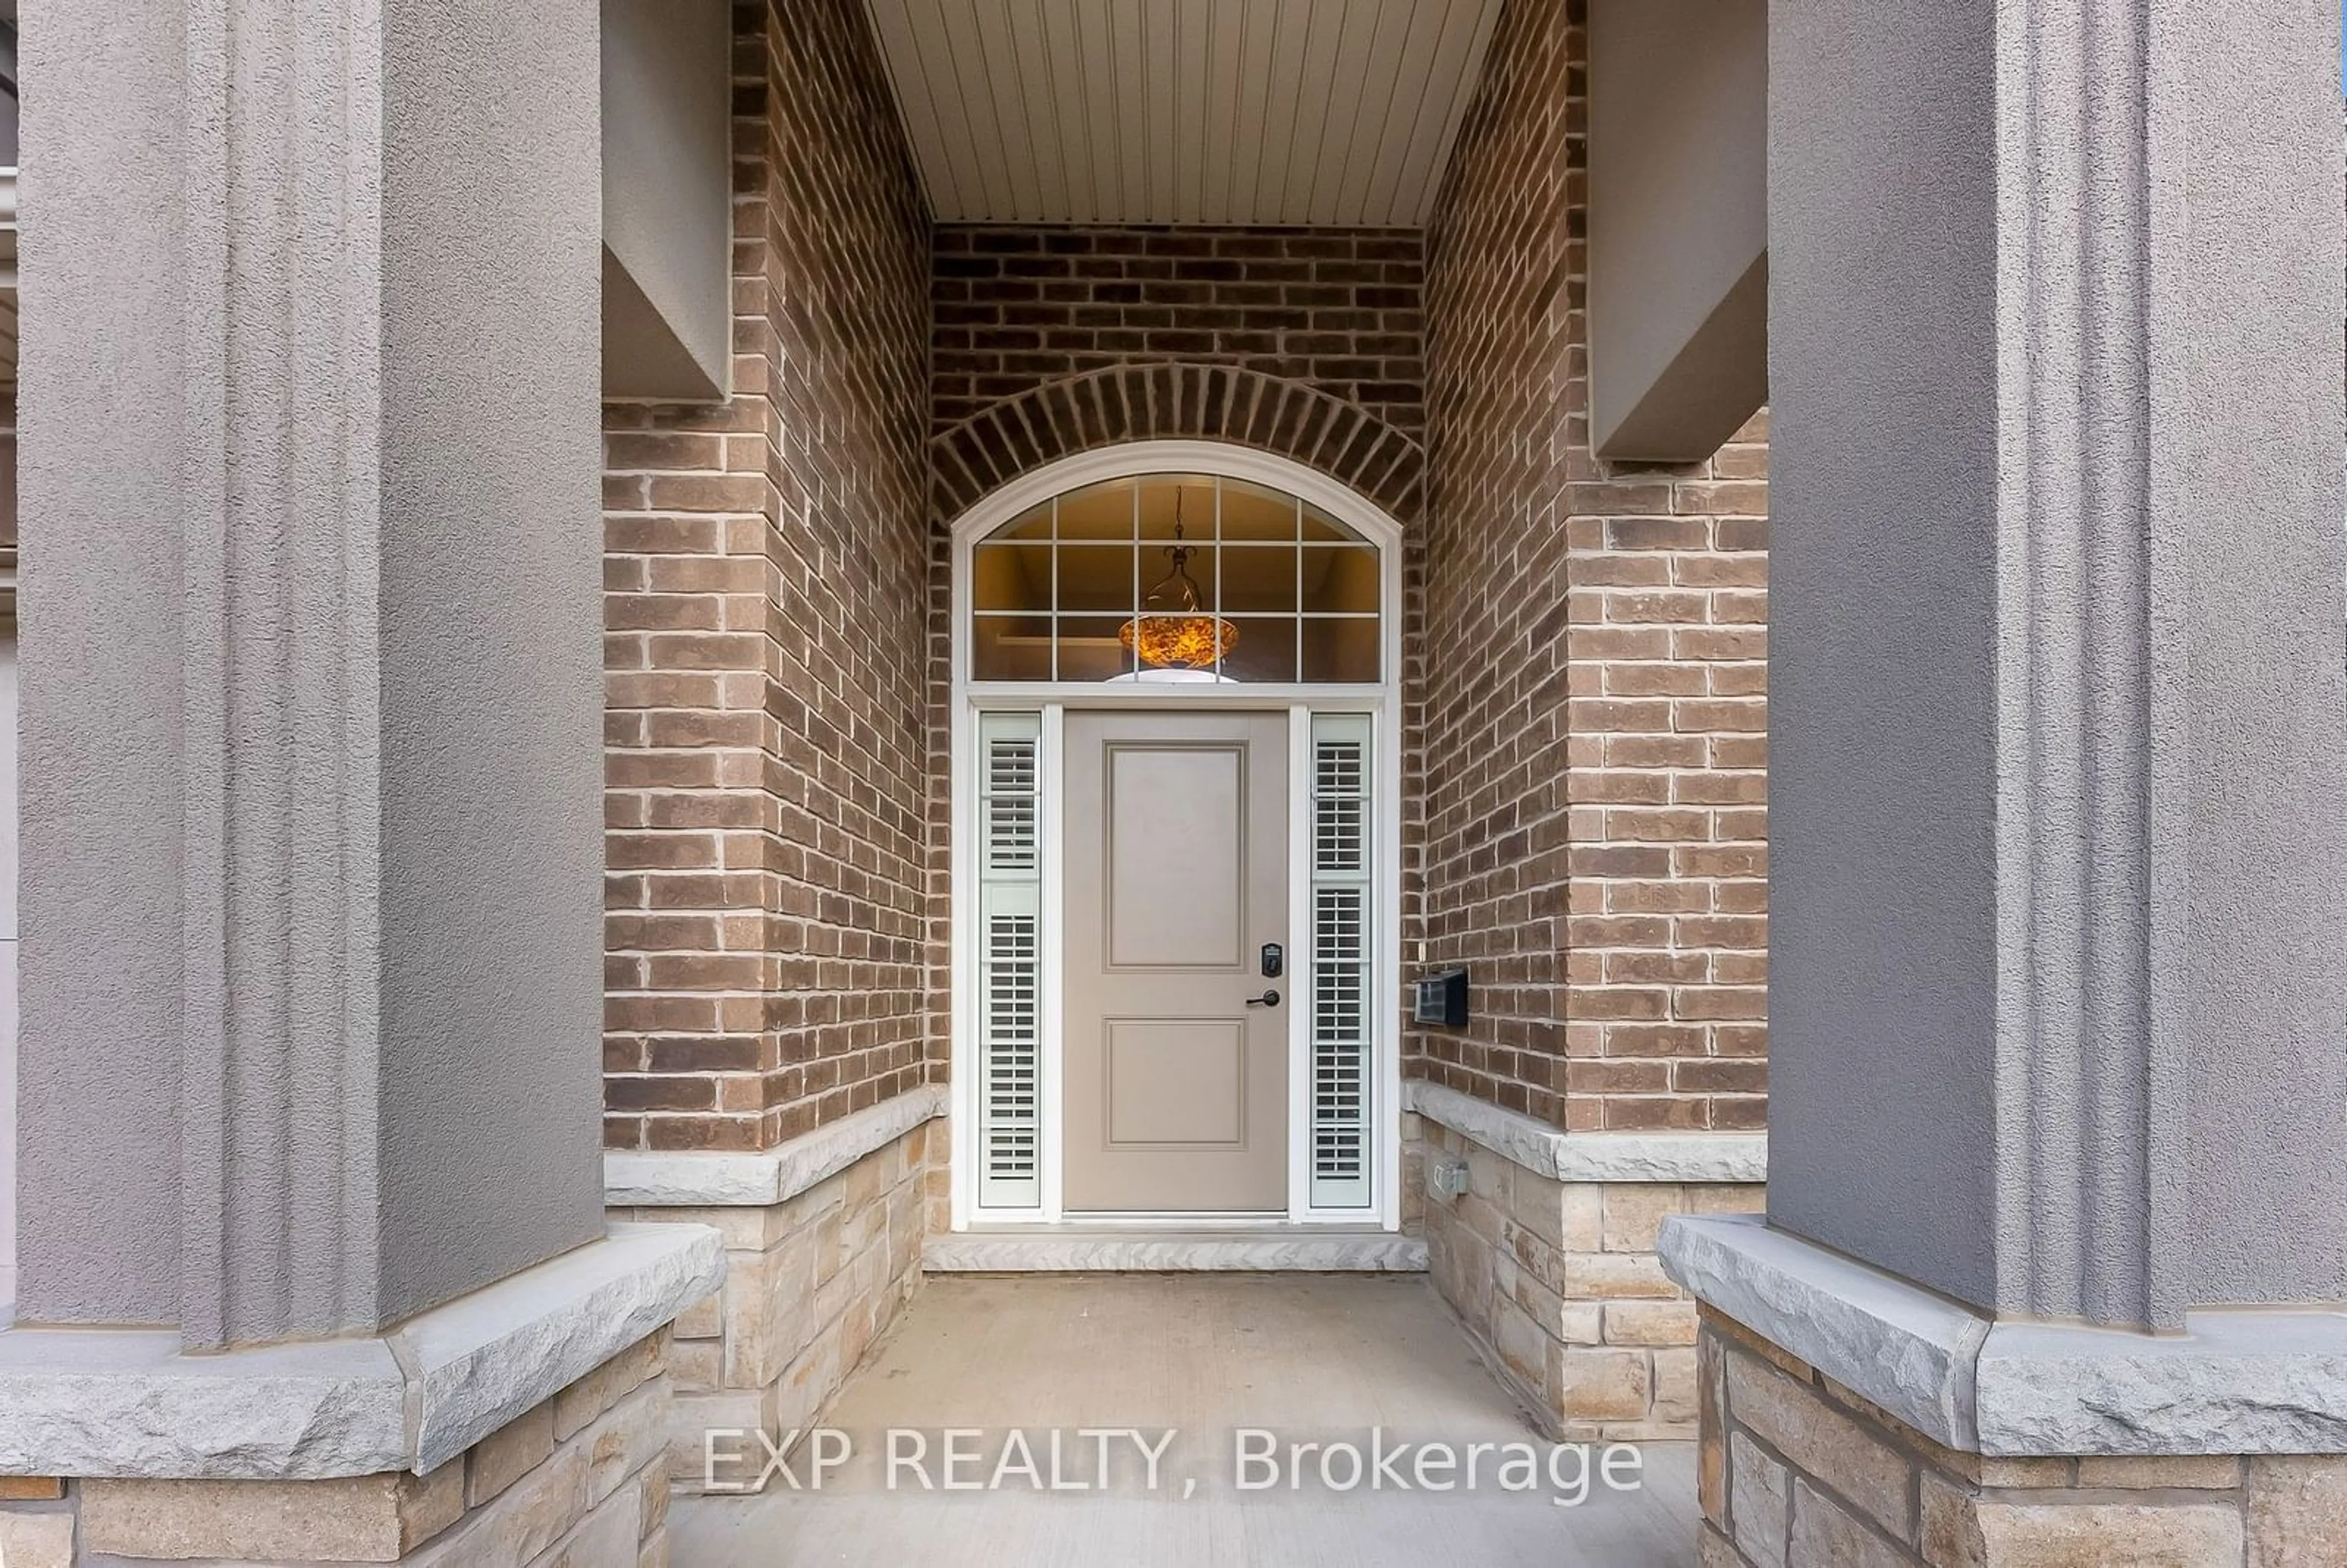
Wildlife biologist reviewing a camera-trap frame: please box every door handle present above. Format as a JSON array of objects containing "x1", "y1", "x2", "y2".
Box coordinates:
[{"x1": 1245, "y1": 989, "x2": 1282, "y2": 1008}]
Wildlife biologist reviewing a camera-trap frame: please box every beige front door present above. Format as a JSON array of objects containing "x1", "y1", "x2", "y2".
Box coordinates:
[{"x1": 1062, "y1": 710, "x2": 1288, "y2": 1212}]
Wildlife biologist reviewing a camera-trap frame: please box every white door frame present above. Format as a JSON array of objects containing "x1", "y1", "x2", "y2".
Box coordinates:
[{"x1": 947, "y1": 441, "x2": 1405, "y2": 1232}]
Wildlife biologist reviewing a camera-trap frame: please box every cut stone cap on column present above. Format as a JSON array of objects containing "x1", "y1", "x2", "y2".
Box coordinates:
[
  {"x1": 0, "y1": 1222, "x2": 722, "y2": 1481},
  {"x1": 604, "y1": 1083, "x2": 945, "y2": 1207},
  {"x1": 1662, "y1": 1214, "x2": 2347, "y2": 1458},
  {"x1": 1407, "y1": 1080, "x2": 1767, "y2": 1183}
]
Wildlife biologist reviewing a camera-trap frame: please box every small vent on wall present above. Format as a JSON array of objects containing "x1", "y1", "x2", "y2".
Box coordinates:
[
  {"x1": 1309, "y1": 717, "x2": 1375, "y2": 1209},
  {"x1": 977, "y1": 713, "x2": 1043, "y2": 1209}
]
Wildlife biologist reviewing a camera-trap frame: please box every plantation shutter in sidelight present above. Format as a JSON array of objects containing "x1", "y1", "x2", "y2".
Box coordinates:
[
  {"x1": 977, "y1": 713, "x2": 1042, "y2": 1209},
  {"x1": 1309, "y1": 713, "x2": 1374, "y2": 1208}
]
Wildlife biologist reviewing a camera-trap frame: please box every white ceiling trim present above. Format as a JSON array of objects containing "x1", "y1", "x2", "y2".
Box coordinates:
[{"x1": 862, "y1": 0, "x2": 1504, "y2": 228}]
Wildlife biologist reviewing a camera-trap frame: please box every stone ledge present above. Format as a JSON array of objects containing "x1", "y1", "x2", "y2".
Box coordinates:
[
  {"x1": 1406, "y1": 1080, "x2": 1768, "y2": 1183},
  {"x1": 1977, "y1": 1313, "x2": 2347, "y2": 1458},
  {"x1": 924, "y1": 1229, "x2": 1427, "y2": 1273},
  {"x1": 1659, "y1": 1212, "x2": 1983, "y2": 1448},
  {"x1": 1662, "y1": 1213, "x2": 2347, "y2": 1459},
  {"x1": 603, "y1": 1084, "x2": 946, "y2": 1207},
  {"x1": 397, "y1": 1223, "x2": 722, "y2": 1472},
  {"x1": 0, "y1": 1223, "x2": 722, "y2": 1482}
]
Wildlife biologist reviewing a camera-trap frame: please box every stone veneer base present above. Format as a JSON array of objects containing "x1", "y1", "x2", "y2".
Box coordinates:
[
  {"x1": 0, "y1": 1330, "x2": 681, "y2": 1568},
  {"x1": 1696, "y1": 1307, "x2": 2347, "y2": 1568},
  {"x1": 1661, "y1": 1213, "x2": 2347, "y2": 1457},
  {"x1": 0, "y1": 1225, "x2": 724, "y2": 1481},
  {"x1": 1404, "y1": 1094, "x2": 1768, "y2": 1443},
  {"x1": 606, "y1": 1091, "x2": 942, "y2": 1493}
]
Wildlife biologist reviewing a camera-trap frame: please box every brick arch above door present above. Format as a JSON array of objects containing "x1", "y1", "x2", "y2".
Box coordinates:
[{"x1": 930, "y1": 365, "x2": 1425, "y2": 529}]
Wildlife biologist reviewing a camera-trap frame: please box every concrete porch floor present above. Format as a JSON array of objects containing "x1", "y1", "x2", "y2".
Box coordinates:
[{"x1": 672, "y1": 1274, "x2": 1699, "y2": 1566}]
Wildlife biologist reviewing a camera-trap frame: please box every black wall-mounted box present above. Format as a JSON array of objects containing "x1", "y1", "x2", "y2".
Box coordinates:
[{"x1": 1412, "y1": 968, "x2": 1469, "y2": 1028}]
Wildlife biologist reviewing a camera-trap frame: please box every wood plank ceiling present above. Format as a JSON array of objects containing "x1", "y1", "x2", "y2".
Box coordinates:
[{"x1": 861, "y1": 0, "x2": 1505, "y2": 228}]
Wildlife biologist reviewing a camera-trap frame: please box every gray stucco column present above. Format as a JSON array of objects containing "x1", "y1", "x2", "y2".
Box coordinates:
[
  {"x1": 1760, "y1": 0, "x2": 2346, "y2": 1333},
  {"x1": 15, "y1": 1, "x2": 608, "y2": 1349}
]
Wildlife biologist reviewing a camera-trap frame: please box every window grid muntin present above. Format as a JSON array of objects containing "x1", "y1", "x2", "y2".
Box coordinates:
[{"x1": 968, "y1": 475, "x2": 1381, "y2": 684}]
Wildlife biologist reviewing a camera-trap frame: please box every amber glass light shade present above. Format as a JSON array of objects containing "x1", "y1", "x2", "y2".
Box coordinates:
[
  {"x1": 1120, "y1": 612, "x2": 1241, "y2": 669},
  {"x1": 1117, "y1": 519, "x2": 1238, "y2": 669}
]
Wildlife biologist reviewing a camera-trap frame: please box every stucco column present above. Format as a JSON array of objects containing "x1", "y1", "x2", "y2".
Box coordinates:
[
  {"x1": 1759, "y1": 0, "x2": 2346, "y2": 1334},
  {"x1": 15, "y1": 1, "x2": 608, "y2": 1349},
  {"x1": 1661, "y1": 6, "x2": 2347, "y2": 1559},
  {"x1": 1662, "y1": 2, "x2": 2347, "y2": 1558}
]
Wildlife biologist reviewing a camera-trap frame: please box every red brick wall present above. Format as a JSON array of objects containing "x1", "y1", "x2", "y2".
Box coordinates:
[
  {"x1": 601, "y1": 0, "x2": 934, "y2": 1152},
  {"x1": 1417, "y1": 0, "x2": 1769, "y2": 1133}
]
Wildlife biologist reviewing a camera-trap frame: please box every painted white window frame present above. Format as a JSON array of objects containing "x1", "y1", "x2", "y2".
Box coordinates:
[{"x1": 947, "y1": 441, "x2": 1406, "y2": 1233}]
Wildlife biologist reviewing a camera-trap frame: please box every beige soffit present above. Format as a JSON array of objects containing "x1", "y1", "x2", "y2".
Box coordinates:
[{"x1": 861, "y1": 0, "x2": 1504, "y2": 227}]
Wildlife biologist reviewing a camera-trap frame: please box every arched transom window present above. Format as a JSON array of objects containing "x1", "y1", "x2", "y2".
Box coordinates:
[{"x1": 969, "y1": 473, "x2": 1384, "y2": 684}]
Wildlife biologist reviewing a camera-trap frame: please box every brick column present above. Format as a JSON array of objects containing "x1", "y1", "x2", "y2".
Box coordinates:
[
  {"x1": 1423, "y1": 0, "x2": 1771, "y2": 1140},
  {"x1": 596, "y1": 0, "x2": 937, "y2": 1490},
  {"x1": 1410, "y1": 0, "x2": 1772, "y2": 1448},
  {"x1": 600, "y1": 0, "x2": 933, "y2": 1158}
]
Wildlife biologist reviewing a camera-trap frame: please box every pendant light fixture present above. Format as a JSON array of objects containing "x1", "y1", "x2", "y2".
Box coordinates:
[{"x1": 1118, "y1": 486, "x2": 1239, "y2": 671}]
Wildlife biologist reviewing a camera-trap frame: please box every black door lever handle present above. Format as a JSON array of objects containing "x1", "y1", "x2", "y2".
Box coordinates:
[{"x1": 1245, "y1": 989, "x2": 1282, "y2": 1008}]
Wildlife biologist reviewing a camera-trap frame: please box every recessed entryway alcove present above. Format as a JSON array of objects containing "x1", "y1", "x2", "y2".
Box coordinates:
[{"x1": 944, "y1": 441, "x2": 1406, "y2": 1250}]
